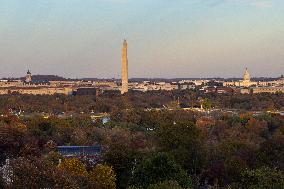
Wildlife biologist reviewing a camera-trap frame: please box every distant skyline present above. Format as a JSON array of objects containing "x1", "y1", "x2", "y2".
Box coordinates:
[{"x1": 0, "y1": 0, "x2": 283, "y2": 79}]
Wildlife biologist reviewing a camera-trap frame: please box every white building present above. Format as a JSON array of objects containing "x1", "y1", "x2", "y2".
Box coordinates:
[{"x1": 224, "y1": 68, "x2": 257, "y2": 87}]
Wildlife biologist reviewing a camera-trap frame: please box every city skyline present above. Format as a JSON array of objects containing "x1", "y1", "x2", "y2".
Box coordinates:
[
  {"x1": 1, "y1": 66, "x2": 283, "y2": 80},
  {"x1": 0, "y1": 0, "x2": 283, "y2": 78}
]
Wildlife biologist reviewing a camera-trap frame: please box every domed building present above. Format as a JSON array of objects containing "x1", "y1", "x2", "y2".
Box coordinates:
[
  {"x1": 22, "y1": 70, "x2": 49, "y2": 86},
  {"x1": 243, "y1": 68, "x2": 250, "y2": 81},
  {"x1": 223, "y1": 68, "x2": 257, "y2": 87},
  {"x1": 25, "y1": 70, "x2": 32, "y2": 83},
  {"x1": 240, "y1": 68, "x2": 256, "y2": 87}
]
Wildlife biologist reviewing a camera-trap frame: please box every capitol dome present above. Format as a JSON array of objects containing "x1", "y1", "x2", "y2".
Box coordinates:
[{"x1": 243, "y1": 68, "x2": 250, "y2": 81}]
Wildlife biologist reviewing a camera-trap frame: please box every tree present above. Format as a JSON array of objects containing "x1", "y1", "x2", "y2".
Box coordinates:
[
  {"x1": 102, "y1": 125, "x2": 149, "y2": 189},
  {"x1": 257, "y1": 136, "x2": 284, "y2": 170},
  {"x1": 103, "y1": 142, "x2": 138, "y2": 189},
  {"x1": 130, "y1": 153, "x2": 192, "y2": 189},
  {"x1": 156, "y1": 121, "x2": 206, "y2": 175},
  {"x1": 205, "y1": 139, "x2": 255, "y2": 186},
  {"x1": 0, "y1": 121, "x2": 27, "y2": 165},
  {"x1": 8, "y1": 157, "x2": 79, "y2": 188},
  {"x1": 201, "y1": 98, "x2": 212, "y2": 110},
  {"x1": 147, "y1": 180, "x2": 184, "y2": 189},
  {"x1": 0, "y1": 170, "x2": 6, "y2": 189},
  {"x1": 89, "y1": 164, "x2": 116, "y2": 189},
  {"x1": 58, "y1": 158, "x2": 88, "y2": 177},
  {"x1": 57, "y1": 158, "x2": 91, "y2": 188},
  {"x1": 238, "y1": 167, "x2": 284, "y2": 189}
]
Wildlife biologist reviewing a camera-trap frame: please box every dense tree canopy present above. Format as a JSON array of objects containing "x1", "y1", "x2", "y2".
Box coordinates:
[
  {"x1": 1, "y1": 92, "x2": 284, "y2": 188},
  {"x1": 0, "y1": 90, "x2": 284, "y2": 115}
]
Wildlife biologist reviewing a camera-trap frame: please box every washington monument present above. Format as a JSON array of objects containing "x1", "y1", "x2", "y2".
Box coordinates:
[{"x1": 121, "y1": 39, "x2": 128, "y2": 94}]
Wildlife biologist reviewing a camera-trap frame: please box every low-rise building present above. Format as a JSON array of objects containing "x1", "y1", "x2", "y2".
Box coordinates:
[
  {"x1": 204, "y1": 87, "x2": 239, "y2": 94},
  {"x1": 0, "y1": 87, "x2": 74, "y2": 95},
  {"x1": 223, "y1": 68, "x2": 257, "y2": 87},
  {"x1": 0, "y1": 71, "x2": 98, "y2": 95},
  {"x1": 252, "y1": 87, "x2": 284, "y2": 94}
]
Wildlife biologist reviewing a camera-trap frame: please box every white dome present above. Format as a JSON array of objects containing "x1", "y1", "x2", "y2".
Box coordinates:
[{"x1": 243, "y1": 68, "x2": 250, "y2": 81}]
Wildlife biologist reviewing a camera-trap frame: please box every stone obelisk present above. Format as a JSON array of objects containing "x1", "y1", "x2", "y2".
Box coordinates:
[{"x1": 121, "y1": 39, "x2": 128, "y2": 94}]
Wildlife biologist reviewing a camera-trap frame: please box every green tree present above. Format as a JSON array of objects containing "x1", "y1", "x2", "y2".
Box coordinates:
[
  {"x1": 103, "y1": 142, "x2": 138, "y2": 189},
  {"x1": 156, "y1": 121, "x2": 206, "y2": 175},
  {"x1": 201, "y1": 98, "x2": 212, "y2": 110},
  {"x1": 130, "y1": 153, "x2": 192, "y2": 189},
  {"x1": 147, "y1": 180, "x2": 184, "y2": 189},
  {"x1": 238, "y1": 167, "x2": 284, "y2": 189},
  {"x1": 257, "y1": 136, "x2": 284, "y2": 170}
]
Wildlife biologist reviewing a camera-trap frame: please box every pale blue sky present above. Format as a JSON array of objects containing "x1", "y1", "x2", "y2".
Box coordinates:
[{"x1": 0, "y1": 0, "x2": 283, "y2": 78}]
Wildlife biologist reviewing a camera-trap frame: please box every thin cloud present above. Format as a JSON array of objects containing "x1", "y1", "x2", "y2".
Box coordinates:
[
  {"x1": 250, "y1": 1, "x2": 272, "y2": 8},
  {"x1": 102, "y1": 0, "x2": 130, "y2": 3},
  {"x1": 225, "y1": 0, "x2": 273, "y2": 8}
]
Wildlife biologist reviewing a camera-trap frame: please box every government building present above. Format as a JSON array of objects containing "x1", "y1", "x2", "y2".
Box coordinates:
[
  {"x1": 223, "y1": 68, "x2": 284, "y2": 94},
  {"x1": 223, "y1": 68, "x2": 257, "y2": 87},
  {"x1": 0, "y1": 70, "x2": 94, "y2": 95}
]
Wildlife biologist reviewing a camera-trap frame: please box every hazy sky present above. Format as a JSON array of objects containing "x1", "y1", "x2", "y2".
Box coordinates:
[{"x1": 0, "y1": 0, "x2": 283, "y2": 78}]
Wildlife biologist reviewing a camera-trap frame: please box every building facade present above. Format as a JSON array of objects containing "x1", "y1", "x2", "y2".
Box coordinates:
[
  {"x1": 224, "y1": 68, "x2": 257, "y2": 87},
  {"x1": 0, "y1": 71, "x2": 95, "y2": 95},
  {"x1": 252, "y1": 87, "x2": 284, "y2": 94}
]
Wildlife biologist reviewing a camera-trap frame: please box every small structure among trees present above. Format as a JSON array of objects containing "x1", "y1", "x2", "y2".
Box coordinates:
[{"x1": 57, "y1": 146, "x2": 102, "y2": 158}]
